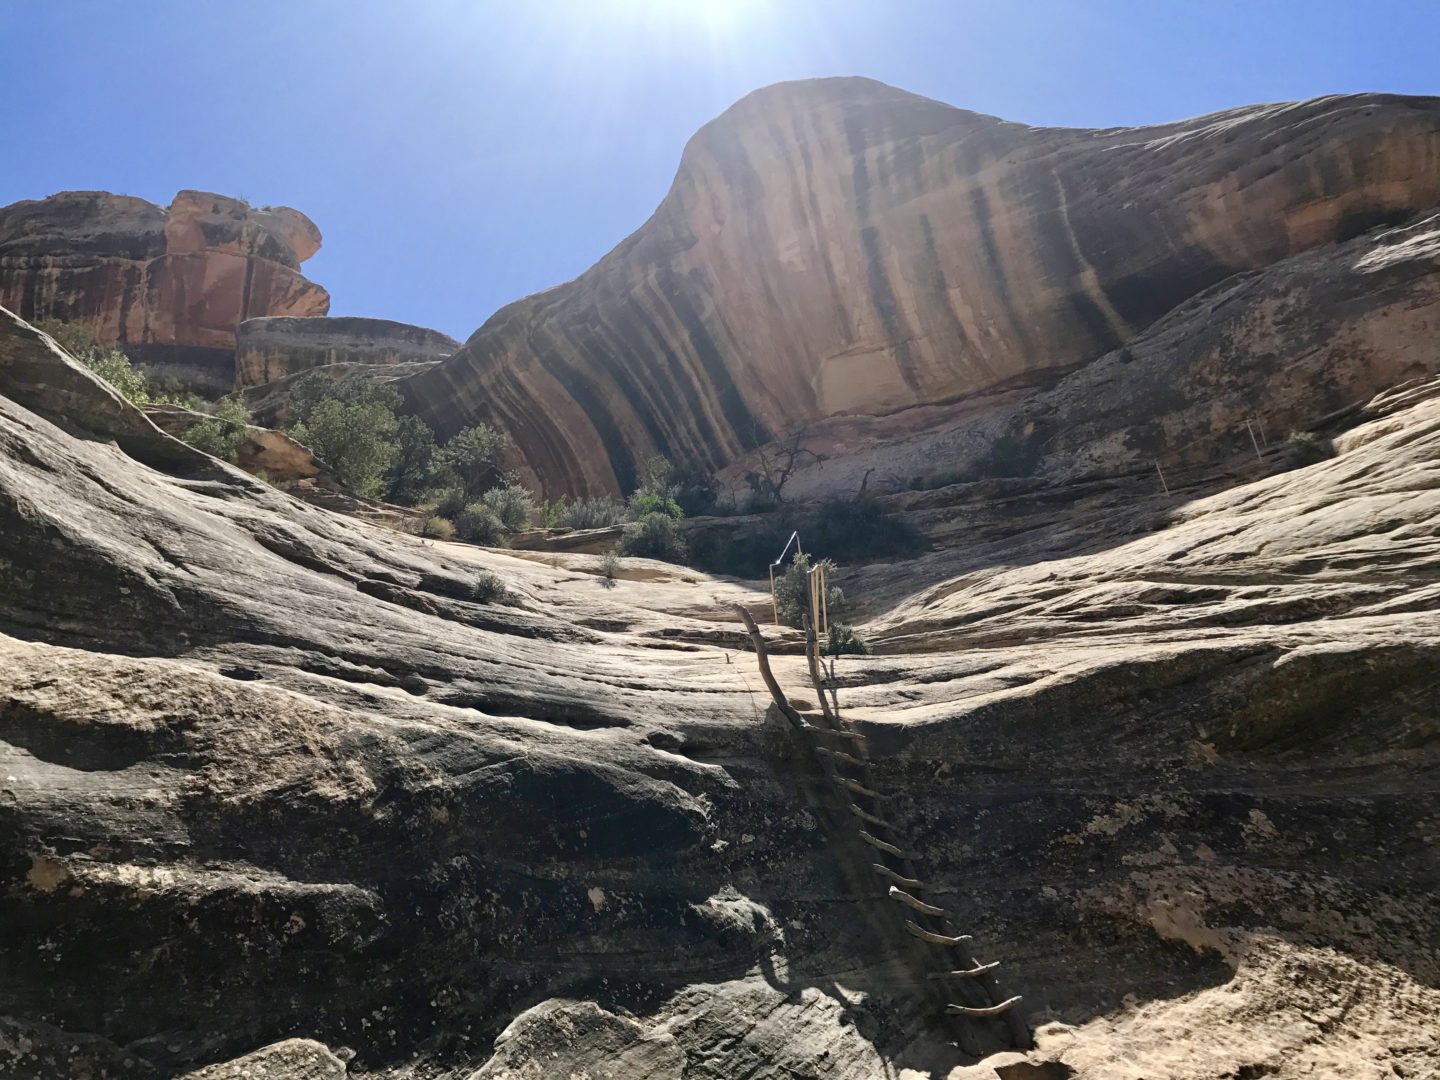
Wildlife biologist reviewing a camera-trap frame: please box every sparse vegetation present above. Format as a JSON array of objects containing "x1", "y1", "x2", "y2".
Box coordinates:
[
  {"x1": 824, "y1": 622, "x2": 869, "y2": 657},
  {"x1": 743, "y1": 430, "x2": 824, "y2": 508},
  {"x1": 454, "y1": 503, "x2": 506, "y2": 546},
  {"x1": 181, "y1": 400, "x2": 252, "y2": 462},
  {"x1": 422, "y1": 515, "x2": 456, "y2": 540},
  {"x1": 619, "y1": 511, "x2": 688, "y2": 562},
  {"x1": 479, "y1": 484, "x2": 537, "y2": 533},
  {"x1": 599, "y1": 548, "x2": 621, "y2": 588},
  {"x1": 555, "y1": 495, "x2": 629, "y2": 529},
  {"x1": 35, "y1": 318, "x2": 195, "y2": 408},
  {"x1": 469, "y1": 571, "x2": 509, "y2": 604},
  {"x1": 1287, "y1": 429, "x2": 1337, "y2": 465},
  {"x1": 772, "y1": 552, "x2": 843, "y2": 629},
  {"x1": 438, "y1": 423, "x2": 509, "y2": 500}
]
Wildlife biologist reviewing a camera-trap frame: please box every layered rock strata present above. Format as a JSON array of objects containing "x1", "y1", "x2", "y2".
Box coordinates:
[
  {"x1": 0, "y1": 189, "x2": 328, "y2": 394},
  {"x1": 400, "y1": 80, "x2": 1440, "y2": 496},
  {"x1": 235, "y1": 316, "x2": 457, "y2": 389}
]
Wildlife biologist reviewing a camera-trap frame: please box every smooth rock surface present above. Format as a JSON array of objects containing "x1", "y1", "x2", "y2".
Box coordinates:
[{"x1": 1, "y1": 303, "x2": 1436, "y2": 1078}]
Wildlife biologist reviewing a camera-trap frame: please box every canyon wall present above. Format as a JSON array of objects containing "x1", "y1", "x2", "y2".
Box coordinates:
[
  {"x1": 235, "y1": 315, "x2": 458, "y2": 388},
  {"x1": 401, "y1": 79, "x2": 1440, "y2": 496},
  {"x1": 0, "y1": 189, "x2": 329, "y2": 394}
]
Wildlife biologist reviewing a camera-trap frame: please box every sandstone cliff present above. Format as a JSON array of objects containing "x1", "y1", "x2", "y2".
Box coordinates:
[
  {"x1": 0, "y1": 190, "x2": 329, "y2": 394},
  {"x1": 235, "y1": 315, "x2": 458, "y2": 389},
  {"x1": 2, "y1": 305, "x2": 1436, "y2": 1078},
  {"x1": 401, "y1": 80, "x2": 1440, "y2": 496}
]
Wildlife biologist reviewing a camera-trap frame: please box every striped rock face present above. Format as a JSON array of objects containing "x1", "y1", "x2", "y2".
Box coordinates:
[
  {"x1": 0, "y1": 189, "x2": 328, "y2": 395},
  {"x1": 402, "y1": 78, "x2": 1440, "y2": 497}
]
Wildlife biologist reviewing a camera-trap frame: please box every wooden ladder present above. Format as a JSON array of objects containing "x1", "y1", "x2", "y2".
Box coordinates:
[{"x1": 736, "y1": 603, "x2": 1030, "y2": 1053}]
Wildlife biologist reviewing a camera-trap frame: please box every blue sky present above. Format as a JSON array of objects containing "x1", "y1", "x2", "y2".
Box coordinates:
[{"x1": 3, "y1": 1, "x2": 1437, "y2": 341}]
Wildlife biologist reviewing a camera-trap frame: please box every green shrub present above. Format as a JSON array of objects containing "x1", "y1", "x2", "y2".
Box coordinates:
[
  {"x1": 628, "y1": 490, "x2": 683, "y2": 519},
  {"x1": 1287, "y1": 430, "x2": 1337, "y2": 466},
  {"x1": 429, "y1": 487, "x2": 469, "y2": 520},
  {"x1": 772, "y1": 552, "x2": 843, "y2": 629},
  {"x1": 438, "y1": 423, "x2": 509, "y2": 499},
  {"x1": 36, "y1": 319, "x2": 157, "y2": 405},
  {"x1": 824, "y1": 622, "x2": 869, "y2": 657},
  {"x1": 287, "y1": 369, "x2": 402, "y2": 422},
  {"x1": 480, "y1": 484, "x2": 537, "y2": 532},
  {"x1": 470, "y1": 571, "x2": 509, "y2": 603},
  {"x1": 385, "y1": 414, "x2": 440, "y2": 504},
  {"x1": 454, "y1": 504, "x2": 506, "y2": 546},
  {"x1": 555, "y1": 494, "x2": 629, "y2": 529},
  {"x1": 599, "y1": 548, "x2": 621, "y2": 588},
  {"x1": 181, "y1": 400, "x2": 251, "y2": 461},
  {"x1": 422, "y1": 515, "x2": 456, "y2": 540},
  {"x1": 619, "y1": 512, "x2": 688, "y2": 562},
  {"x1": 289, "y1": 398, "x2": 399, "y2": 498}
]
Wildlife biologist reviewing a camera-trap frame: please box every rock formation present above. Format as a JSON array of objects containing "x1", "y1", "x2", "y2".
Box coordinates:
[
  {"x1": 0, "y1": 190, "x2": 328, "y2": 394},
  {"x1": 2, "y1": 299, "x2": 1437, "y2": 1078},
  {"x1": 400, "y1": 80, "x2": 1440, "y2": 497},
  {"x1": 235, "y1": 316, "x2": 457, "y2": 390},
  {"x1": 765, "y1": 206, "x2": 1440, "y2": 501}
]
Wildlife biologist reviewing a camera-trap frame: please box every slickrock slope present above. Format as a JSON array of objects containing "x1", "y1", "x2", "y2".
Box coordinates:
[
  {"x1": 235, "y1": 316, "x2": 458, "y2": 389},
  {"x1": 2, "y1": 305, "x2": 1437, "y2": 1079},
  {"x1": 402, "y1": 79, "x2": 1440, "y2": 496},
  {"x1": 0, "y1": 190, "x2": 328, "y2": 394}
]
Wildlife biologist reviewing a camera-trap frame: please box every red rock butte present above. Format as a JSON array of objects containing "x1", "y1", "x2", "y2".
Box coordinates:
[{"x1": 0, "y1": 189, "x2": 328, "y2": 394}]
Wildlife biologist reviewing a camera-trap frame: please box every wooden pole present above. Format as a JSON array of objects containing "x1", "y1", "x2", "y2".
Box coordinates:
[
  {"x1": 734, "y1": 604, "x2": 802, "y2": 729},
  {"x1": 1154, "y1": 459, "x2": 1169, "y2": 494},
  {"x1": 1244, "y1": 418, "x2": 1264, "y2": 464}
]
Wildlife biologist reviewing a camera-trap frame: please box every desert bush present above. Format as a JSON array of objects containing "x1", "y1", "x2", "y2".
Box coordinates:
[
  {"x1": 599, "y1": 548, "x2": 621, "y2": 588},
  {"x1": 772, "y1": 552, "x2": 843, "y2": 629},
  {"x1": 289, "y1": 398, "x2": 399, "y2": 499},
  {"x1": 824, "y1": 622, "x2": 869, "y2": 657},
  {"x1": 628, "y1": 490, "x2": 683, "y2": 519},
  {"x1": 181, "y1": 399, "x2": 252, "y2": 461},
  {"x1": 35, "y1": 318, "x2": 170, "y2": 406},
  {"x1": 626, "y1": 455, "x2": 685, "y2": 519},
  {"x1": 422, "y1": 515, "x2": 456, "y2": 540},
  {"x1": 1287, "y1": 430, "x2": 1337, "y2": 466},
  {"x1": 469, "y1": 571, "x2": 509, "y2": 603},
  {"x1": 619, "y1": 512, "x2": 688, "y2": 562},
  {"x1": 555, "y1": 494, "x2": 629, "y2": 529},
  {"x1": 480, "y1": 484, "x2": 537, "y2": 532},
  {"x1": 385, "y1": 414, "x2": 440, "y2": 504},
  {"x1": 438, "y1": 423, "x2": 509, "y2": 499},
  {"x1": 454, "y1": 503, "x2": 507, "y2": 546}
]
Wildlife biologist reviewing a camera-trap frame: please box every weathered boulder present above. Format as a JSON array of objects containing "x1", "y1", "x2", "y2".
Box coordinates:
[
  {"x1": 401, "y1": 80, "x2": 1440, "y2": 496},
  {"x1": 235, "y1": 316, "x2": 457, "y2": 390},
  {"x1": 0, "y1": 190, "x2": 328, "y2": 395}
]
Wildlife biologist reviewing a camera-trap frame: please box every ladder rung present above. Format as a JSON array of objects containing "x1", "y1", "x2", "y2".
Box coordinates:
[
  {"x1": 836, "y1": 776, "x2": 883, "y2": 799},
  {"x1": 904, "y1": 920, "x2": 971, "y2": 947},
  {"x1": 927, "y1": 961, "x2": 999, "y2": 980},
  {"x1": 946, "y1": 996, "x2": 1022, "y2": 1017},
  {"x1": 888, "y1": 885, "x2": 947, "y2": 917},
  {"x1": 816, "y1": 746, "x2": 865, "y2": 768},
  {"x1": 857, "y1": 830, "x2": 919, "y2": 860},
  {"x1": 871, "y1": 863, "x2": 923, "y2": 889},
  {"x1": 848, "y1": 803, "x2": 895, "y2": 829}
]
